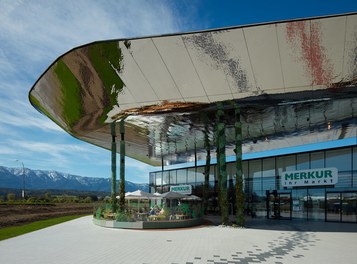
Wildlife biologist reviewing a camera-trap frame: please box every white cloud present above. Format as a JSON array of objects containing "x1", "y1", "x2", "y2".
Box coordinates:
[
  {"x1": 0, "y1": 97, "x2": 63, "y2": 132},
  {"x1": 0, "y1": 0, "x2": 190, "y2": 181}
]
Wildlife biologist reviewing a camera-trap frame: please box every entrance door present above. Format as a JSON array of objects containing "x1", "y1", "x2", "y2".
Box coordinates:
[
  {"x1": 267, "y1": 191, "x2": 292, "y2": 220},
  {"x1": 326, "y1": 192, "x2": 357, "y2": 223}
]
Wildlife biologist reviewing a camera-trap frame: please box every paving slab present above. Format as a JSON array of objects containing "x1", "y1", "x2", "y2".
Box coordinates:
[{"x1": 1, "y1": 216, "x2": 357, "y2": 264}]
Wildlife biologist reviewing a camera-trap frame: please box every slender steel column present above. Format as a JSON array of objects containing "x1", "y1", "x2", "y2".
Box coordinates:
[
  {"x1": 234, "y1": 103, "x2": 245, "y2": 226},
  {"x1": 216, "y1": 102, "x2": 228, "y2": 224},
  {"x1": 203, "y1": 113, "x2": 211, "y2": 214},
  {"x1": 110, "y1": 122, "x2": 117, "y2": 212},
  {"x1": 119, "y1": 119, "x2": 126, "y2": 212}
]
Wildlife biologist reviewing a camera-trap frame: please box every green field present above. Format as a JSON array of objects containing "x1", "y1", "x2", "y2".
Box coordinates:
[{"x1": 0, "y1": 215, "x2": 87, "y2": 241}]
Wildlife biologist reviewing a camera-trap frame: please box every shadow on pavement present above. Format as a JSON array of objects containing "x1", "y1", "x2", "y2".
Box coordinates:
[{"x1": 204, "y1": 215, "x2": 357, "y2": 232}]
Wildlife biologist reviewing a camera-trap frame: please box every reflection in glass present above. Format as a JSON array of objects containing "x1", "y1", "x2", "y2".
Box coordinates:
[
  {"x1": 311, "y1": 152, "x2": 324, "y2": 169},
  {"x1": 307, "y1": 188, "x2": 325, "y2": 221},
  {"x1": 326, "y1": 192, "x2": 341, "y2": 222},
  {"x1": 276, "y1": 155, "x2": 296, "y2": 175},
  {"x1": 249, "y1": 159, "x2": 262, "y2": 195},
  {"x1": 279, "y1": 193, "x2": 292, "y2": 219},
  {"x1": 341, "y1": 192, "x2": 357, "y2": 223},
  {"x1": 177, "y1": 169, "x2": 187, "y2": 184},
  {"x1": 354, "y1": 147, "x2": 357, "y2": 187},
  {"x1": 262, "y1": 158, "x2": 276, "y2": 191},
  {"x1": 297, "y1": 153, "x2": 309, "y2": 170},
  {"x1": 292, "y1": 189, "x2": 307, "y2": 219}
]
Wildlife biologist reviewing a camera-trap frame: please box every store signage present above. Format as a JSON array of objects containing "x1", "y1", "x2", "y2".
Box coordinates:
[
  {"x1": 281, "y1": 167, "x2": 338, "y2": 187},
  {"x1": 170, "y1": 185, "x2": 192, "y2": 194}
]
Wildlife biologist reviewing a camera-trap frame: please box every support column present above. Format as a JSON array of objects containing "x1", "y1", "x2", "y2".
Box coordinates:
[
  {"x1": 216, "y1": 102, "x2": 228, "y2": 225},
  {"x1": 110, "y1": 122, "x2": 117, "y2": 212},
  {"x1": 119, "y1": 119, "x2": 126, "y2": 212},
  {"x1": 234, "y1": 103, "x2": 245, "y2": 226},
  {"x1": 203, "y1": 113, "x2": 211, "y2": 214}
]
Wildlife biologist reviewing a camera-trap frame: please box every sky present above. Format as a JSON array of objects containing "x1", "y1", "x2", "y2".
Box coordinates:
[{"x1": 0, "y1": 0, "x2": 356, "y2": 183}]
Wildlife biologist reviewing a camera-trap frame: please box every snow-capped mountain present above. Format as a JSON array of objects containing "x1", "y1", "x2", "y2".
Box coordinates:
[{"x1": 0, "y1": 166, "x2": 149, "y2": 192}]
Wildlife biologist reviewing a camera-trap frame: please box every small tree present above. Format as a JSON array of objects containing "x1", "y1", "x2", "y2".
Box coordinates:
[
  {"x1": 44, "y1": 192, "x2": 52, "y2": 202},
  {"x1": 83, "y1": 196, "x2": 93, "y2": 203},
  {"x1": 7, "y1": 193, "x2": 16, "y2": 202}
]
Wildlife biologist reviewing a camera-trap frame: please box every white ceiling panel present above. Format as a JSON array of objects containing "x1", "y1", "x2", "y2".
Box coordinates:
[
  {"x1": 342, "y1": 15, "x2": 357, "y2": 80},
  {"x1": 118, "y1": 42, "x2": 159, "y2": 103},
  {"x1": 153, "y1": 36, "x2": 208, "y2": 100},
  {"x1": 244, "y1": 24, "x2": 284, "y2": 92},
  {"x1": 219, "y1": 28, "x2": 257, "y2": 95},
  {"x1": 276, "y1": 21, "x2": 313, "y2": 90},
  {"x1": 182, "y1": 32, "x2": 233, "y2": 97},
  {"x1": 130, "y1": 38, "x2": 183, "y2": 101},
  {"x1": 208, "y1": 93, "x2": 234, "y2": 102},
  {"x1": 116, "y1": 86, "x2": 137, "y2": 106},
  {"x1": 315, "y1": 16, "x2": 346, "y2": 84}
]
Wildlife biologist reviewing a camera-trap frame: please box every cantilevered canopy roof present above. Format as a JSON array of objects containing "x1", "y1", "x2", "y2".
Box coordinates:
[{"x1": 30, "y1": 13, "x2": 357, "y2": 166}]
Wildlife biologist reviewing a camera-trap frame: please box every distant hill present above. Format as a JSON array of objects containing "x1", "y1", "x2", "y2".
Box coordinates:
[{"x1": 0, "y1": 166, "x2": 149, "y2": 193}]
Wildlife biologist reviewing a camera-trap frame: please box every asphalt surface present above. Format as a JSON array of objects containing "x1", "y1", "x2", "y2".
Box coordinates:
[{"x1": 1, "y1": 216, "x2": 357, "y2": 264}]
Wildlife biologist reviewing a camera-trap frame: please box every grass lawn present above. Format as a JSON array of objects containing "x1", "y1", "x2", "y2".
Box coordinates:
[{"x1": 0, "y1": 215, "x2": 87, "y2": 241}]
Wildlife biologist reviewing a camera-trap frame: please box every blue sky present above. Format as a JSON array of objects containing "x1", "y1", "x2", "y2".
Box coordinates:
[{"x1": 0, "y1": 0, "x2": 356, "y2": 183}]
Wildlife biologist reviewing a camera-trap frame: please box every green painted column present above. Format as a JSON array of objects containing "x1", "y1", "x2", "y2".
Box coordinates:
[
  {"x1": 234, "y1": 104, "x2": 245, "y2": 226},
  {"x1": 203, "y1": 113, "x2": 211, "y2": 214},
  {"x1": 110, "y1": 122, "x2": 117, "y2": 212},
  {"x1": 216, "y1": 102, "x2": 229, "y2": 225},
  {"x1": 119, "y1": 119, "x2": 126, "y2": 212}
]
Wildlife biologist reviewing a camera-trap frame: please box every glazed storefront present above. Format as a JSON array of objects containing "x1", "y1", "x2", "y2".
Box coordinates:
[{"x1": 150, "y1": 145, "x2": 357, "y2": 223}]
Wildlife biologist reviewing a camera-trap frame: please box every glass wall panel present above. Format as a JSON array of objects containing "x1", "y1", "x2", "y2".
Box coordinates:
[
  {"x1": 326, "y1": 148, "x2": 352, "y2": 171},
  {"x1": 297, "y1": 153, "x2": 309, "y2": 170},
  {"x1": 307, "y1": 188, "x2": 325, "y2": 221},
  {"x1": 209, "y1": 165, "x2": 216, "y2": 188},
  {"x1": 262, "y1": 158, "x2": 275, "y2": 177},
  {"x1": 353, "y1": 147, "x2": 357, "y2": 187},
  {"x1": 242, "y1": 161, "x2": 249, "y2": 194},
  {"x1": 242, "y1": 161, "x2": 248, "y2": 179},
  {"x1": 277, "y1": 155, "x2": 295, "y2": 190},
  {"x1": 311, "y1": 151, "x2": 324, "y2": 169},
  {"x1": 335, "y1": 171, "x2": 352, "y2": 188},
  {"x1": 326, "y1": 192, "x2": 341, "y2": 222},
  {"x1": 177, "y1": 169, "x2": 187, "y2": 184},
  {"x1": 209, "y1": 165, "x2": 216, "y2": 182},
  {"x1": 162, "y1": 171, "x2": 170, "y2": 186},
  {"x1": 227, "y1": 163, "x2": 236, "y2": 180},
  {"x1": 292, "y1": 189, "x2": 307, "y2": 219},
  {"x1": 149, "y1": 172, "x2": 155, "y2": 185},
  {"x1": 187, "y1": 168, "x2": 196, "y2": 185},
  {"x1": 169, "y1": 170, "x2": 177, "y2": 185},
  {"x1": 341, "y1": 192, "x2": 357, "y2": 223},
  {"x1": 277, "y1": 155, "x2": 296, "y2": 175},
  {"x1": 262, "y1": 157, "x2": 276, "y2": 192},
  {"x1": 249, "y1": 159, "x2": 262, "y2": 195},
  {"x1": 155, "y1": 171, "x2": 163, "y2": 192},
  {"x1": 196, "y1": 166, "x2": 205, "y2": 184}
]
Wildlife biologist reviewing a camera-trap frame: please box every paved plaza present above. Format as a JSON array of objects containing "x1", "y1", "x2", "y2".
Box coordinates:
[{"x1": 1, "y1": 216, "x2": 357, "y2": 264}]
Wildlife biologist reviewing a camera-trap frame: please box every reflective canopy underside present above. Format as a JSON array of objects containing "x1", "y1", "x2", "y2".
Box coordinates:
[{"x1": 30, "y1": 13, "x2": 357, "y2": 166}]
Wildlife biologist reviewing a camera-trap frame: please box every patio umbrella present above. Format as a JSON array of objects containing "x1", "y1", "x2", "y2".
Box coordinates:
[
  {"x1": 181, "y1": 195, "x2": 202, "y2": 201},
  {"x1": 125, "y1": 190, "x2": 155, "y2": 199},
  {"x1": 160, "y1": 191, "x2": 187, "y2": 199},
  {"x1": 125, "y1": 190, "x2": 155, "y2": 211},
  {"x1": 160, "y1": 191, "x2": 187, "y2": 209}
]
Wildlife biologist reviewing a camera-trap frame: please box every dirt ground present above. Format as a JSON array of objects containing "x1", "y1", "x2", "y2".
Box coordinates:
[{"x1": 0, "y1": 203, "x2": 97, "y2": 228}]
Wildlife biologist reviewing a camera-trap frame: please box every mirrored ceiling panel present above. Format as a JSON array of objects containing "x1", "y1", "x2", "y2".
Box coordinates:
[{"x1": 30, "y1": 13, "x2": 357, "y2": 166}]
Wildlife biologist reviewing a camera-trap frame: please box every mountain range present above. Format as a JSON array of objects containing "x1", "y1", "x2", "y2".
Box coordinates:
[{"x1": 0, "y1": 166, "x2": 149, "y2": 193}]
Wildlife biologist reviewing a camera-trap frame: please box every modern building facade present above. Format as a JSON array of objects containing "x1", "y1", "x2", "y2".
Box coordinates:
[
  {"x1": 150, "y1": 143, "x2": 357, "y2": 223},
  {"x1": 29, "y1": 13, "x2": 357, "y2": 224}
]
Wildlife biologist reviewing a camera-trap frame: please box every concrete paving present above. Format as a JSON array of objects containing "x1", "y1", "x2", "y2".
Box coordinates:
[{"x1": 1, "y1": 216, "x2": 357, "y2": 264}]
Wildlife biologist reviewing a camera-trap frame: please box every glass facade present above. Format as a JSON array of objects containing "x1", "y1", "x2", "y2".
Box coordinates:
[{"x1": 150, "y1": 146, "x2": 357, "y2": 223}]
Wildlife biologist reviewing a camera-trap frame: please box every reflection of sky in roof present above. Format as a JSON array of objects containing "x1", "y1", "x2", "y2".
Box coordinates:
[{"x1": 161, "y1": 137, "x2": 356, "y2": 171}]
